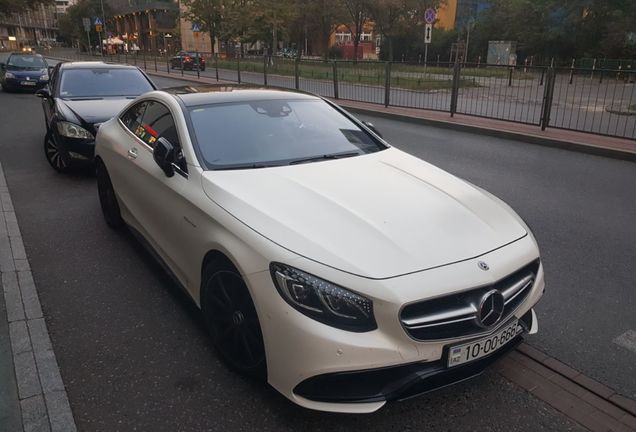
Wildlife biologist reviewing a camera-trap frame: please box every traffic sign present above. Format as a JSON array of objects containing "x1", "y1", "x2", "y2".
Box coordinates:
[
  {"x1": 82, "y1": 17, "x2": 90, "y2": 32},
  {"x1": 93, "y1": 17, "x2": 103, "y2": 26},
  {"x1": 424, "y1": 23, "x2": 432, "y2": 44},
  {"x1": 192, "y1": 23, "x2": 201, "y2": 32},
  {"x1": 424, "y1": 8, "x2": 436, "y2": 24}
]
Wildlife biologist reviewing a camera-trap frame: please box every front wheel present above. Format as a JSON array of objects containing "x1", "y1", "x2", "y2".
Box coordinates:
[
  {"x1": 202, "y1": 264, "x2": 266, "y2": 379},
  {"x1": 96, "y1": 160, "x2": 124, "y2": 229},
  {"x1": 44, "y1": 132, "x2": 70, "y2": 173}
]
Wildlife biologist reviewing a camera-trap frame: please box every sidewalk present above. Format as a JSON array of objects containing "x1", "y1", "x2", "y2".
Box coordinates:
[{"x1": 0, "y1": 162, "x2": 76, "y2": 432}]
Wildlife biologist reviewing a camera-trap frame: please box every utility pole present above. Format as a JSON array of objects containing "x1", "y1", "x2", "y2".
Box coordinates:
[
  {"x1": 464, "y1": 17, "x2": 475, "y2": 64},
  {"x1": 100, "y1": 0, "x2": 107, "y2": 55}
]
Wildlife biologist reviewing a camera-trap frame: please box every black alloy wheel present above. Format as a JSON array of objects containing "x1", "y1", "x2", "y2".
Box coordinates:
[
  {"x1": 96, "y1": 160, "x2": 124, "y2": 229},
  {"x1": 43, "y1": 131, "x2": 70, "y2": 173},
  {"x1": 202, "y1": 266, "x2": 266, "y2": 379}
]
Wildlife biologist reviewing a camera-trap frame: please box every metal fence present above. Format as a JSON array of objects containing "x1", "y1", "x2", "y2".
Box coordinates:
[{"x1": 47, "y1": 48, "x2": 636, "y2": 140}]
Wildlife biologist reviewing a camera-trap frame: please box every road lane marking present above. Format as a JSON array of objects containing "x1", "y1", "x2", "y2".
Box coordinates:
[{"x1": 614, "y1": 330, "x2": 636, "y2": 354}]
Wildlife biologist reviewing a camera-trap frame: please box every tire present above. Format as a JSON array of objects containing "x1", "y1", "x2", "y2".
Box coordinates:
[
  {"x1": 96, "y1": 160, "x2": 124, "y2": 229},
  {"x1": 43, "y1": 131, "x2": 70, "y2": 173},
  {"x1": 201, "y1": 263, "x2": 266, "y2": 379}
]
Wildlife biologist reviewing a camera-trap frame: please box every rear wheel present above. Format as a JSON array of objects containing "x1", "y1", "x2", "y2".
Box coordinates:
[
  {"x1": 202, "y1": 263, "x2": 266, "y2": 379},
  {"x1": 96, "y1": 160, "x2": 124, "y2": 229},
  {"x1": 44, "y1": 131, "x2": 70, "y2": 173}
]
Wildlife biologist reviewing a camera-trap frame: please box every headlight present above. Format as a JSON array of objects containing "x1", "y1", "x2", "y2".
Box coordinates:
[
  {"x1": 270, "y1": 263, "x2": 376, "y2": 332},
  {"x1": 56, "y1": 121, "x2": 94, "y2": 139},
  {"x1": 40, "y1": 73, "x2": 49, "y2": 81},
  {"x1": 5, "y1": 72, "x2": 15, "y2": 79}
]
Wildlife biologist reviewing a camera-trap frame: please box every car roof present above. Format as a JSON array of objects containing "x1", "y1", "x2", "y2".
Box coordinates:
[
  {"x1": 162, "y1": 85, "x2": 320, "y2": 107},
  {"x1": 59, "y1": 61, "x2": 140, "y2": 70}
]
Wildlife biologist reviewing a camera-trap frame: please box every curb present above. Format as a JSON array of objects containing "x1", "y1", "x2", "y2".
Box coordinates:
[
  {"x1": 337, "y1": 103, "x2": 636, "y2": 163},
  {"x1": 499, "y1": 343, "x2": 636, "y2": 432},
  {"x1": 0, "y1": 161, "x2": 77, "y2": 432}
]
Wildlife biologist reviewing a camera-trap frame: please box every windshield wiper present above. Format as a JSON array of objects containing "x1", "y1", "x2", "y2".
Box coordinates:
[
  {"x1": 66, "y1": 97, "x2": 105, "y2": 101},
  {"x1": 215, "y1": 163, "x2": 273, "y2": 170},
  {"x1": 288, "y1": 151, "x2": 361, "y2": 165}
]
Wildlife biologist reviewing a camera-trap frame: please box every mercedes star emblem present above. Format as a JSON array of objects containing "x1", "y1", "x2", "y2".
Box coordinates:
[{"x1": 477, "y1": 290, "x2": 505, "y2": 328}]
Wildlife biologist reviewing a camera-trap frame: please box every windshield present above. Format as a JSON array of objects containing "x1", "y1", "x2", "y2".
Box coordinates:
[
  {"x1": 188, "y1": 98, "x2": 386, "y2": 169},
  {"x1": 7, "y1": 55, "x2": 47, "y2": 70},
  {"x1": 59, "y1": 68, "x2": 154, "y2": 98}
]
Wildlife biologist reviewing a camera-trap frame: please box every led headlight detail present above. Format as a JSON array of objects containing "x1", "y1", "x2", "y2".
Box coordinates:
[
  {"x1": 270, "y1": 263, "x2": 376, "y2": 332},
  {"x1": 57, "y1": 121, "x2": 94, "y2": 139},
  {"x1": 5, "y1": 72, "x2": 15, "y2": 79},
  {"x1": 40, "y1": 73, "x2": 49, "y2": 81}
]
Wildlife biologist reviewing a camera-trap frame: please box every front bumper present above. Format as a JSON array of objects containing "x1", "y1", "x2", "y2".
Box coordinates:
[
  {"x1": 55, "y1": 134, "x2": 95, "y2": 162},
  {"x1": 247, "y1": 234, "x2": 544, "y2": 413},
  {"x1": 3, "y1": 78, "x2": 47, "y2": 91},
  {"x1": 294, "y1": 310, "x2": 532, "y2": 404}
]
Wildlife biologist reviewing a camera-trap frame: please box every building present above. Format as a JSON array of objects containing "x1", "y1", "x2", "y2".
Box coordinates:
[
  {"x1": 0, "y1": 5, "x2": 58, "y2": 51},
  {"x1": 109, "y1": 0, "x2": 179, "y2": 53},
  {"x1": 55, "y1": 0, "x2": 77, "y2": 15},
  {"x1": 330, "y1": 22, "x2": 377, "y2": 59}
]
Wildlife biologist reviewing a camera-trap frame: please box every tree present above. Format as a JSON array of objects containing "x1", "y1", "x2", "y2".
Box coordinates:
[
  {"x1": 365, "y1": 0, "x2": 403, "y2": 61},
  {"x1": 181, "y1": 0, "x2": 224, "y2": 55},
  {"x1": 303, "y1": 0, "x2": 346, "y2": 59},
  {"x1": 342, "y1": 0, "x2": 369, "y2": 60},
  {"x1": 57, "y1": 0, "x2": 112, "y2": 50}
]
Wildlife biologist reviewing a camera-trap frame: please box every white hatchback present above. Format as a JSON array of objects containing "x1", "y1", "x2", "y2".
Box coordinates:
[{"x1": 95, "y1": 86, "x2": 544, "y2": 413}]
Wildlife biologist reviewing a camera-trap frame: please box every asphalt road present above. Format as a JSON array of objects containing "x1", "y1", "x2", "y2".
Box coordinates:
[{"x1": 0, "y1": 68, "x2": 630, "y2": 431}]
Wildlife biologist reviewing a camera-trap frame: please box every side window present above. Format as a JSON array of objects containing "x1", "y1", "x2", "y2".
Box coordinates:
[
  {"x1": 120, "y1": 101, "x2": 148, "y2": 134},
  {"x1": 139, "y1": 101, "x2": 181, "y2": 150}
]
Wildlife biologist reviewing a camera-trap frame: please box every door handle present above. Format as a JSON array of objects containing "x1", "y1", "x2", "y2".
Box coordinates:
[{"x1": 127, "y1": 148, "x2": 138, "y2": 159}]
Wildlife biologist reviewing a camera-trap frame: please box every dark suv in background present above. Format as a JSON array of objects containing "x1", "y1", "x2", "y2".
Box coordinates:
[{"x1": 170, "y1": 51, "x2": 206, "y2": 71}]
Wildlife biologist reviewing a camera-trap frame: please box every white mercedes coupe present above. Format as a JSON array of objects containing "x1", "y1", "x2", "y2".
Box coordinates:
[{"x1": 94, "y1": 85, "x2": 544, "y2": 413}]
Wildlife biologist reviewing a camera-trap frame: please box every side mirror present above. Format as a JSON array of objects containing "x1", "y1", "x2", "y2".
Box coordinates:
[
  {"x1": 153, "y1": 137, "x2": 175, "y2": 177},
  {"x1": 48, "y1": 66, "x2": 54, "y2": 75},
  {"x1": 35, "y1": 88, "x2": 50, "y2": 99},
  {"x1": 0, "y1": 63, "x2": 5, "y2": 71},
  {"x1": 362, "y1": 121, "x2": 383, "y2": 138}
]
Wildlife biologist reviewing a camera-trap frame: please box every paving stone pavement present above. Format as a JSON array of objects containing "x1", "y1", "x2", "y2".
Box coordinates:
[{"x1": 0, "y1": 161, "x2": 76, "y2": 432}]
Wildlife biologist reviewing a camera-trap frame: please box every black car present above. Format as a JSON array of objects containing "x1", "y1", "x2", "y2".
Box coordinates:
[
  {"x1": 36, "y1": 61, "x2": 156, "y2": 172},
  {"x1": 0, "y1": 53, "x2": 50, "y2": 92},
  {"x1": 170, "y1": 51, "x2": 206, "y2": 71}
]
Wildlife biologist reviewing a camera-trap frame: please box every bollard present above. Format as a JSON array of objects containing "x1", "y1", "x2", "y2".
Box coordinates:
[
  {"x1": 569, "y1": 58, "x2": 575, "y2": 84},
  {"x1": 263, "y1": 55, "x2": 268, "y2": 86}
]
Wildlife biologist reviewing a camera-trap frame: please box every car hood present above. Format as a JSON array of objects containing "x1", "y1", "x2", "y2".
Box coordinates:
[
  {"x1": 58, "y1": 98, "x2": 133, "y2": 126},
  {"x1": 201, "y1": 148, "x2": 527, "y2": 279}
]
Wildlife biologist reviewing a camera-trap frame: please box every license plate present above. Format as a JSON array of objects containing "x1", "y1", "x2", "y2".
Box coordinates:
[
  {"x1": 21, "y1": 81, "x2": 36, "y2": 86},
  {"x1": 447, "y1": 320, "x2": 522, "y2": 368}
]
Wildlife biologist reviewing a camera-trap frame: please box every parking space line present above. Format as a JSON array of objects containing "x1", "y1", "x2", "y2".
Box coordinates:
[{"x1": 614, "y1": 331, "x2": 636, "y2": 355}]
